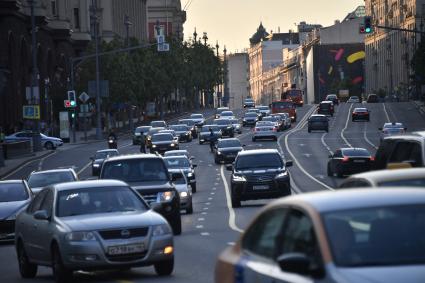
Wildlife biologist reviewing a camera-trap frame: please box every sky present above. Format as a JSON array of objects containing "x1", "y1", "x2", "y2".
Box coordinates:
[{"x1": 183, "y1": 0, "x2": 364, "y2": 53}]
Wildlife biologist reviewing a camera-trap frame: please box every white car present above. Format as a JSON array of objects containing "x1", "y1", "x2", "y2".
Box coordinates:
[
  {"x1": 229, "y1": 119, "x2": 242, "y2": 134},
  {"x1": 168, "y1": 170, "x2": 193, "y2": 214},
  {"x1": 256, "y1": 105, "x2": 271, "y2": 117},
  {"x1": 5, "y1": 131, "x2": 63, "y2": 150},
  {"x1": 190, "y1": 113, "x2": 205, "y2": 127},
  {"x1": 219, "y1": 111, "x2": 235, "y2": 120},
  {"x1": 379, "y1": 122, "x2": 406, "y2": 140},
  {"x1": 252, "y1": 121, "x2": 277, "y2": 141},
  {"x1": 347, "y1": 96, "x2": 360, "y2": 103}
]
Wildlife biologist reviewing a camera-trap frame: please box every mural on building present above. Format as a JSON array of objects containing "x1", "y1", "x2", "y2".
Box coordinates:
[{"x1": 314, "y1": 43, "x2": 365, "y2": 102}]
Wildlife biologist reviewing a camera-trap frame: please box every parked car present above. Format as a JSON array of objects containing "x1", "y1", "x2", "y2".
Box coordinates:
[
  {"x1": 243, "y1": 98, "x2": 255, "y2": 108},
  {"x1": 0, "y1": 180, "x2": 33, "y2": 242},
  {"x1": 325, "y1": 94, "x2": 339, "y2": 105},
  {"x1": 214, "y1": 138, "x2": 244, "y2": 164},
  {"x1": 308, "y1": 114, "x2": 329, "y2": 133},
  {"x1": 198, "y1": 125, "x2": 222, "y2": 144},
  {"x1": 168, "y1": 170, "x2": 193, "y2": 214},
  {"x1": 27, "y1": 168, "x2": 78, "y2": 194},
  {"x1": 169, "y1": 125, "x2": 193, "y2": 142},
  {"x1": 100, "y1": 154, "x2": 182, "y2": 235},
  {"x1": 90, "y1": 149, "x2": 119, "y2": 176},
  {"x1": 15, "y1": 180, "x2": 175, "y2": 282},
  {"x1": 132, "y1": 126, "x2": 151, "y2": 145},
  {"x1": 379, "y1": 122, "x2": 407, "y2": 141},
  {"x1": 327, "y1": 148, "x2": 373, "y2": 177},
  {"x1": 178, "y1": 119, "x2": 198, "y2": 138},
  {"x1": 215, "y1": 188, "x2": 425, "y2": 283},
  {"x1": 347, "y1": 96, "x2": 360, "y2": 103},
  {"x1": 367, "y1": 93, "x2": 379, "y2": 103},
  {"x1": 5, "y1": 131, "x2": 63, "y2": 150},
  {"x1": 150, "y1": 120, "x2": 168, "y2": 128},
  {"x1": 213, "y1": 119, "x2": 235, "y2": 138},
  {"x1": 352, "y1": 107, "x2": 370, "y2": 122},
  {"x1": 252, "y1": 121, "x2": 278, "y2": 141},
  {"x1": 189, "y1": 113, "x2": 205, "y2": 127},
  {"x1": 163, "y1": 156, "x2": 197, "y2": 193},
  {"x1": 150, "y1": 133, "x2": 179, "y2": 154}
]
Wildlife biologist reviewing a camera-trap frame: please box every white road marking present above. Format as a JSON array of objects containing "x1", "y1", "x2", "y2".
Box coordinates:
[
  {"x1": 220, "y1": 165, "x2": 244, "y2": 233},
  {"x1": 208, "y1": 197, "x2": 213, "y2": 200},
  {"x1": 341, "y1": 103, "x2": 353, "y2": 147},
  {"x1": 200, "y1": 232, "x2": 210, "y2": 236},
  {"x1": 201, "y1": 212, "x2": 208, "y2": 215},
  {"x1": 214, "y1": 183, "x2": 219, "y2": 186},
  {"x1": 37, "y1": 150, "x2": 58, "y2": 171},
  {"x1": 196, "y1": 225, "x2": 204, "y2": 229},
  {"x1": 363, "y1": 123, "x2": 378, "y2": 149},
  {"x1": 302, "y1": 153, "x2": 312, "y2": 158},
  {"x1": 227, "y1": 242, "x2": 236, "y2": 246},
  {"x1": 382, "y1": 103, "x2": 391, "y2": 122},
  {"x1": 208, "y1": 164, "x2": 213, "y2": 167},
  {"x1": 198, "y1": 218, "x2": 205, "y2": 221},
  {"x1": 210, "y1": 192, "x2": 215, "y2": 195},
  {"x1": 321, "y1": 133, "x2": 333, "y2": 154},
  {"x1": 203, "y1": 207, "x2": 209, "y2": 210},
  {"x1": 299, "y1": 143, "x2": 305, "y2": 147},
  {"x1": 206, "y1": 202, "x2": 211, "y2": 205}
]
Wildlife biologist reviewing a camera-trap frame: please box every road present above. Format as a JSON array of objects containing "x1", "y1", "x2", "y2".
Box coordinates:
[{"x1": 1, "y1": 102, "x2": 424, "y2": 283}]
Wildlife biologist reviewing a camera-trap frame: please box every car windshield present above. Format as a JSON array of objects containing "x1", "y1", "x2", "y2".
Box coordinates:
[
  {"x1": 262, "y1": 117, "x2": 277, "y2": 122},
  {"x1": 384, "y1": 123, "x2": 404, "y2": 129},
  {"x1": 258, "y1": 106, "x2": 269, "y2": 110},
  {"x1": 221, "y1": 112, "x2": 233, "y2": 116},
  {"x1": 256, "y1": 121, "x2": 274, "y2": 127},
  {"x1": 214, "y1": 120, "x2": 231, "y2": 126},
  {"x1": 202, "y1": 126, "x2": 220, "y2": 132},
  {"x1": 164, "y1": 151, "x2": 187, "y2": 157},
  {"x1": 179, "y1": 120, "x2": 196, "y2": 126},
  {"x1": 342, "y1": 149, "x2": 370, "y2": 157},
  {"x1": 170, "y1": 125, "x2": 188, "y2": 131},
  {"x1": 150, "y1": 121, "x2": 166, "y2": 127},
  {"x1": 95, "y1": 151, "x2": 118, "y2": 160},
  {"x1": 218, "y1": 139, "x2": 241, "y2": 148},
  {"x1": 171, "y1": 173, "x2": 187, "y2": 185},
  {"x1": 148, "y1": 128, "x2": 163, "y2": 135},
  {"x1": 164, "y1": 158, "x2": 190, "y2": 168},
  {"x1": 191, "y1": 114, "x2": 203, "y2": 119},
  {"x1": 310, "y1": 116, "x2": 327, "y2": 121},
  {"x1": 135, "y1": 127, "x2": 150, "y2": 134},
  {"x1": 245, "y1": 113, "x2": 257, "y2": 117},
  {"x1": 152, "y1": 134, "x2": 173, "y2": 142},
  {"x1": 102, "y1": 159, "x2": 169, "y2": 182},
  {"x1": 0, "y1": 183, "x2": 29, "y2": 202},
  {"x1": 324, "y1": 204, "x2": 425, "y2": 267},
  {"x1": 355, "y1": 108, "x2": 368, "y2": 112},
  {"x1": 28, "y1": 172, "x2": 74, "y2": 188},
  {"x1": 56, "y1": 186, "x2": 147, "y2": 217},
  {"x1": 378, "y1": 178, "x2": 425, "y2": 187},
  {"x1": 236, "y1": 153, "x2": 282, "y2": 170}
]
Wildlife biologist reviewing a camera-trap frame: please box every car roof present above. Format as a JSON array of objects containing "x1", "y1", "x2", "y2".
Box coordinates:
[
  {"x1": 163, "y1": 155, "x2": 189, "y2": 160},
  {"x1": 105, "y1": 154, "x2": 160, "y2": 162},
  {"x1": 320, "y1": 101, "x2": 333, "y2": 104},
  {"x1": 340, "y1": 147, "x2": 369, "y2": 152},
  {"x1": 310, "y1": 114, "x2": 326, "y2": 118},
  {"x1": 326, "y1": 94, "x2": 337, "y2": 97},
  {"x1": 136, "y1": 126, "x2": 151, "y2": 129},
  {"x1": 384, "y1": 122, "x2": 404, "y2": 127},
  {"x1": 52, "y1": 180, "x2": 128, "y2": 192},
  {"x1": 346, "y1": 168, "x2": 425, "y2": 183},
  {"x1": 96, "y1": 149, "x2": 118, "y2": 153},
  {"x1": 165, "y1": 150, "x2": 188, "y2": 154},
  {"x1": 218, "y1": 138, "x2": 239, "y2": 142},
  {"x1": 354, "y1": 107, "x2": 368, "y2": 111},
  {"x1": 0, "y1": 180, "x2": 25, "y2": 184},
  {"x1": 383, "y1": 133, "x2": 425, "y2": 142},
  {"x1": 151, "y1": 120, "x2": 166, "y2": 123},
  {"x1": 238, "y1": 149, "x2": 279, "y2": 156},
  {"x1": 30, "y1": 168, "x2": 75, "y2": 175}
]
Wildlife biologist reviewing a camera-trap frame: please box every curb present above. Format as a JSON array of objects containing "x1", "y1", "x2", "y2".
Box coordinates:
[
  {"x1": 413, "y1": 101, "x2": 425, "y2": 116},
  {"x1": 0, "y1": 150, "x2": 54, "y2": 180}
]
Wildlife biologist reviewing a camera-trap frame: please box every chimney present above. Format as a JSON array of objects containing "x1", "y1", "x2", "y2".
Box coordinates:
[{"x1": 334, "y1": 20, "x2": 340, "y2": 25}]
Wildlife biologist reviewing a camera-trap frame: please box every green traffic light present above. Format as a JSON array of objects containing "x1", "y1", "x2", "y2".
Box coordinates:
[
  {"x1": 70, "y1": 101, "x2": 76, "y2": 107},
  {"x1": 71, "y1": 113, "x2": 75, "y2": 118},
  {"x1": 365, "y1": 27, "x2": 372, "y2": 33}
]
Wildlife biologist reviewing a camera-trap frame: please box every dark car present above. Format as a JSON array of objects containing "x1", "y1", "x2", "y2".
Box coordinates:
[
  {"x1": 150, "y1": 133, "x2": 179, "y2": 154},
  {"x1": 242, "y1": 112, "x2": 259, "y2": 126},
  {"x1": 199, "y1": 125, "x2": 222, "y2": 144},
  {"x1": 214, "y1": 138, "x2": 244, "y2": 164},
  {"x1": 317, "y1": 101, "x2": 334, "y2": 116},
  {"x1": 226, "y1": 149, "x2": 293, "y2": 208},
  {"x1": 327, "y1": 148, "x2": 373, "y2": 177},
  {"x1": 352, "y1": 107, "x2": 370, "y2": 121},
  {"x1": 163, "y1": 156, "x2": 197, "y2": 193},
  {"x1": 326, "y1": 94, "x2": 339, "y2": 105},
  {"x1": 27, "y1": 169, "x2": 78, "y2": 194},
  {"x1": 169, "y1": 125, "x2": 192, "y2": 142},
  {"x1": 0, "y1": 180, "x2": 32, "y2": 242},
  {"x1": 133, "y1": 126, "x2": 151, "y2": 145},
  {"x1": 367, "y1": 93, "x2": 379, "y2": 103},
  {"x1": 308, "y1": 114, "x2": 329, "y2": 132},
  {"x1": 213, "y1": 119, "x2": 235, "y2": 138},
  {"x1": 178, "y1": 119, "x2": 198, "y2": 138},
  {"x1": 90, "y1": 149, "x2": 119, "y2": 176},
  {"x1": 100, "y1": 154, "x2": 182, "y2": 235}
]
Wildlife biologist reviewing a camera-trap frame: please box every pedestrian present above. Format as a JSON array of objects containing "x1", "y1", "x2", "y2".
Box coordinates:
[{"x1": 140, "y1": 134, "x2": 146, "y2": 153}]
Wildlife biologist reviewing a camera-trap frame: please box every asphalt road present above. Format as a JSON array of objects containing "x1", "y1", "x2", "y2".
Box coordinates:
[{"x1": 1, "y1": 102, "x2": 424, "y2": 283}]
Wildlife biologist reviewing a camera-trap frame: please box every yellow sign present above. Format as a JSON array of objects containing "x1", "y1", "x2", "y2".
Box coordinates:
[{"x1": 23, "y1": 105, "x2": 40, "y2": 120}]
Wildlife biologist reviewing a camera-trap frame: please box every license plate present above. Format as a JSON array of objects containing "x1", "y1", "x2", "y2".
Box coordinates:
[
  {"x1": 227, "y1": 154, "x2": 235, "y2": 158},
  {"x1": 108, "y1": 243, "x2": 145, "y2": 255},
  {"x1": 253, "y1": 185, "x2": 269, "y2": 190},
  {"x1": 353, "y1": 160, "x2": 366, "y2": 163}
]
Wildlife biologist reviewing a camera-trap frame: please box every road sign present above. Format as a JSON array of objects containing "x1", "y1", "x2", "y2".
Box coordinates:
[
  {"x1": 158, "y1": 43, "x2": 170, "y2": 52},
  {"x1": 157, "y1": 35, "x2": 165, "y2": 45},
  {"x1": 23, "y1": 105, "x2": 40, "y2": 119},
  {"x1": 79, "y1": 92, "x2": 90, "y2": 103}
]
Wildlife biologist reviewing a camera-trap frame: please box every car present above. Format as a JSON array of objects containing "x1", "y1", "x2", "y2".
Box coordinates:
[
  {"x1": 189, "y1": 113, "x2": 205, "y2": 127},
  {"x1": 0, "y1": 180, "x2": 32, "y2": 242},
  {"x1": 246, "y1": 108, "x2": 261, "y2": 115},
  {"x1": 226, "y1": 149, "x2": 292, "y2": 207},
  {"x1": 215, "y1": 188, "x2": 425, "y2": 283},
  {"x1": 325, "y1": 94, "x2": 339, "y2": 105},
  {"x1": 261, "y1": 116, "x2": 282, "y2": 131},
  {"x1": 339, "y1": 168, "x2": 425, "y2": 188},
  {"x1": 100, "y1": 154, "x2": 182, "y2": 235},
  {"x1": 252, "y1": 121, "x2": 278, "y2": 141},
  {"x1": 352, "y1": 107, "x2": 370, "y2": 121},
  {"x1": 169, "y1": 125, "x2": 193, "y2": 142},
  {"x1": 367, "y1": 93, "x2": 379, "y2": 103},
  {"x1": 15, "y1": 180, "x2": 175, "y2": 282},
  {"x1": 163, "y1": 156, "x2": 197, "y2": 193},
  {"x1": 213, "y1": 119, "x2": 235, "y2": 138},
  {"x1": 178, "y1": 119, "x2": 198, "y2": 138},
  {"x1": 270, "y1": 114, "x2": 287, "y2": 131},
  {"x1": 242, "y1": 112, "x2": 259, "y2": 127},
  {"x1": 164, "y1": 150, "x2": 191, "y2": 159},
  {"x1": 27, "y1": 168, "x2": 79, "y2": 194},
  {"x1": 214, "y1": 138, "x2": 244, "y2": 164},
  {"x1": 215, "y1": 107, "x2": 230, "y2": 119},
  {"x1": 132, "y1": 126, "x2": 151, "y2": 145},
  {"x1": 90, "y1": 149, "x2": 119, "y2": 176},
  {"x1": 150, "y1": 120, "x2": 168, "y2": 128},
  {"x1": 198, "y1": 125, "x2": 222, "y2": 144},
  {"x1": 150, "y1": 133, "x2": 179, "y2": 154},
  {"x1": 168, "y1": 171, "x2": 193, "y2": 214},
  {"x1": 146, "y1": 127, "x2": 166, "y2": 148},
  {"x1": 317, "y1": 101, "x2": 334, "y2": 116},
  {"x1": 219, "y1": 111, "x2": 235, "y2": 120},
  {"x1": 327, "y1": 148, "x2": 373, "y2": 178},
  {"x1": 243, "y1": 98, "x2": 255, "y2": 108},
  {"x1": 5, "y1": 131, "x2": 63, "y2": 150},
  {"x1": 308, "y1": 114, "x2": 329, "y2": 132},
  {"x1": 256, "y1": 105, "x2": 271, "y2": 117},
  {"x1": 373, "y1": 131, "x2": 425, "y2": 170},
  {"x1": 379, "y1": 122, "x2": 407, "y2": 141},
  {"x1": 159, "y1": 129, "x2": 178, "y2": 142},
  {"x1": 229, "y1": 119, "x2": 242, "y2": 134},
  {"x1": 347, "y1": 96, "x2": 360, "y2": 103},
  {"x1": 274, "y1": 112, "x2": 292, "y2": 129}
]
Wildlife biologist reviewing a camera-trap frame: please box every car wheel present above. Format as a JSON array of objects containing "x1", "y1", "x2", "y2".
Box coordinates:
[
  {"x1": 170, "y1": 213, "x2": 182, "y2": 235},
  {"x1": 191, "y1": 183, "x2": 197, "y2": 193},
  {"x1": 231, "y1": 196, "x2": 241, "y2": 208},
  {"x1": 186, "y1": 202, "x2": 193, "y2": 214},
  {"x1": 154, "y1": 257, "x2": 174, "y2": 276},
  {"x1": 326, "y1": 128, "x2": 329, "y2": 133},
  {"x1": 336, "y1": 169, "x2": 344, "y2": 178},
  {"x1": 45, "y1": 141, "x2": 54, "y2": 150},
  {"x1": 327, "y1": 164, "x2": 333, "y2": 177},
  {"x1": 17, "y1": 242, "x2": 37, "y2": 279},
  {"x1": 52, "y1": 244, "x2": 73, "y2": 283}
]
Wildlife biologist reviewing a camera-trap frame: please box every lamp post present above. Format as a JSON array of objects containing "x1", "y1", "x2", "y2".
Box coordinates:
[
  {"x1": 223, "y1": 45, "x2": 229, "y2": 107},
  {"x1": 44, "y1": 78, "x2": 50, "y2": 134},
  {"x1": 124, "y1": 15, "x2": 132, "y2": 47},
  {"x1": 193, "y1": 28, "x2": 198, "y2": 43},
  {"x1": 28, "y1": 0, "x2": 39, "y2": 131},
  {"x1": 202, "y1": 32, "x2": 208, "y2": 46},
  {"x1": 215, "y1": 41, "x2": 220, "y2": 107}
]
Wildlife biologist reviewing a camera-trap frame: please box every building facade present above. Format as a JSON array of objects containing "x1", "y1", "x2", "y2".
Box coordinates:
[
  {"x1": 364, "y1": 0, "x2": 425, "y2": 98},
  {"x1": 146, "y1": 0, "x2": 186, "y2": 41},
  {"x1": 227, "y1": 53, "x2": 249, "y2": 109}
]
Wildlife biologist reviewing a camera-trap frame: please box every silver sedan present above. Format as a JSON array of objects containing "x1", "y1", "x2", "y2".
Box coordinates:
[
  {"x1": 252, "y1": 121, "x2": 278, "y2": 141},
  {"x1": 15, "y1": 180, "x2": 174, "y2": 282}
]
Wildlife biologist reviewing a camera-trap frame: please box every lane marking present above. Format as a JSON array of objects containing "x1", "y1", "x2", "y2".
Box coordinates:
[
  {"x1": 198, "y1": 218, "x2": 205, "y2": 221},
  {"x1": 341, "y1": 103, "x2": 353, "y2": 147},
  {"x1": 321, "y1": 133, "x2": 333, "y2": 154},
  {"x1": 201, "y1": 232, "x2": 210, "y2": 236},
  {"x1": 196, "y1": 225, "x2": 204, "y2": 229},
  {"x1": 363, "y1": 122, "x2": 378, "y2": 150},
  {"x1": 220, "y1": 164, "x2": 244, "y2": 233},
  {"x1": 383, "y1": 103, "x2": 391, "y2": 122}
]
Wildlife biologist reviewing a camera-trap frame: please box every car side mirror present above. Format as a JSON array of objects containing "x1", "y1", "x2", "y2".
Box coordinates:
[
  {"x1": 33, "y1": 210, "x2": 50, "y2": 221},
  {"x1": 190, "y1": 156, "x2": 195, "y2": 160},
  {"x1": 285, "y1": 160, "x2": 293, "y2": 167},
  {"x1": 378, "y1": 128, "x2": 382, "y2": 131},
  {"x1": 328, "y1": 154, "x2": 333, "y2": 158},
  {"x1": 226, "y1": 164, "x2": 233, "y2": 171},
  {"x1": 277, "y1": 253, "x2": 312, "y2": 276},
  {"x1": 242, "y1": 144, "x2": 246, "y2": 147},
  {"x1": 90, "y1": 157, "x2": 94, "y2": 161},
  {"x1": 192, "y1": 164, "x2": 198, "y2": 168}
]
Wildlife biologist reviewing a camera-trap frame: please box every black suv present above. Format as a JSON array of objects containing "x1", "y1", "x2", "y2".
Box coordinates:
[
  {"x1": 213, "y1": 119, "x2": 235, "y2": 137},
  {"x1": 150, "y1": 133, "x2": 179, "y2": 154},
  {"x1": 317, "y1": 101, "x2": 334, "y2": 116},
  {"x1": 308, "y1": 114, "x2": 329, "y2": 133},
  {"x1": 226, "y1": 149, "x2": 293, "y2": 208},
  {"x1": 100, "y1": 154, "x2": 182, "y2": 235}
]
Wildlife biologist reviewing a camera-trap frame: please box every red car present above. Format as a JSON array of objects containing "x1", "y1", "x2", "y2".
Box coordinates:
[{"x1": 352, "y1": 107, "x2": 370, "y2": 121}]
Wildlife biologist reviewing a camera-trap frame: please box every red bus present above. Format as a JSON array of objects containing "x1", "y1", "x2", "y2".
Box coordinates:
[
  {"x1": 271, "y1": 100, "x2": 297, "y2": 122},
  {"x1": 282, "y1": 89, "x2": 304, "y2": 107}
]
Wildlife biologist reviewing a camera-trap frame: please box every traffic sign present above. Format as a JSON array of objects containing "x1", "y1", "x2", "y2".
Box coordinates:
[
  {"x1": 158, "y1": 43, "x2": 170, "y2": 52},
  {"x1": 23, "y1": 105, "x2": 40, "y2": 119},
  {"x1": 79, "y1": 92, "x2": 90, "y2": 103}
]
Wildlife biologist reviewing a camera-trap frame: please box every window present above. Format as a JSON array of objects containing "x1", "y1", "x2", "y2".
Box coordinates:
[
  {"x1": 40, "y1": 190, "x2": 54, "y2": 215},
  {"x1": 389, "y1": 141, "x2": 423, "y2": 166},
  {"x1": 333, "y1": 150, "x2": 342, "y2": 158},
  {"x1": 73, "y1": 8, "x2": 80, "y2": 29},
  {"x1": 51, "y1": 1, "x2": 57, "y2": 16},
  {"x1": 27, "y1": 189, "x2": 48, "y2": 214}
]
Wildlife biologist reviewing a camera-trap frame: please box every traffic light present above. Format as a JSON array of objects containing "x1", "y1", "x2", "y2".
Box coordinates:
[
  {"x1": 71, "y1": 112, "x2": 75, "y2": 118},
  {"x1": 364, "y1": 16, "x2": 373, "y2": 33},
  {"x1": 64, "y1": 100, "x2": 71, "y2": 108},
  {"x1": 67, "y1": 90, "x2": 77, "y2": 107}
]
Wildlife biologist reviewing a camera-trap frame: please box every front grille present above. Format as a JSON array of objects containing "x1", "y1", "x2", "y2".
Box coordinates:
[
  {"x1": 0, "y1": 220, "x2": 15, "y2": 234},
  {"x1": 106, "y1": 251, "x2": 148, "y2": 262},
  {"x1": 99, "y1": 227, "x2": 149, "y2": 240},
  {"x1": 246, "y1": 174, "x2": 275, "y2": 183},
  {"x1": 139, "y1": 192, "x2": 158, "y2": 204}
]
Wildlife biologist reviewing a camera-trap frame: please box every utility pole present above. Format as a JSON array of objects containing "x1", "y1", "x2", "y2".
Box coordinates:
[
  {"x1": 124, "y1": 15, "x2": 134, "y2": 133},
  {"x1": 29, "y1": 0, "x2": 39, "y2": 130},
  {"x1": 216, "y1": 41, "x2": 220, "y2": 108},
  {"x1": 91, "y1": 0, "x2": 102, "y2": 140},
  {"x1": 44, "y1": 78, "x2": 49, "y2": 134},
  {"x1": 223, "y1": 45, "x2": 229, "y2": 107}
]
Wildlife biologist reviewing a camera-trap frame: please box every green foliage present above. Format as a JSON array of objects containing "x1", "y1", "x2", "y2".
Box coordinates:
[{"x1": 411, "y1": 40, "x2": 425, "y2": 85}]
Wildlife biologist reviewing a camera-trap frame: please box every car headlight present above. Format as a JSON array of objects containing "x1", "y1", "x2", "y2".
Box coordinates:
[
  {"x1": 171, "y1": 143, "x2": 176, "y2": 147},
  {"x1": 158, "y1": 191, "x2": 175, "y2": 202},
  {"x1": 188, "y1": 172, "x2": 194, "y2": 178},
  {"x1": 152, "y1": 144, "x2": 157, "y2": 148},
  {"x1": 217, "y1": 151, "x2": 222, "y2": 155},
  {"x1": 66, "y1": 232, "x2": 96, "y2": 242},
  {"x1": 232, "y1": 174, "x2": 247, "y2": 182},
  {"x1": 180, "y1": 191, "x2": 188, "y2": 198},
  {"x1": 152, "y1": 224, "x2": 172, "y2": 237},
  {"x1": 93, "y1": 164, "x2": 100, "y2": 168},
  {"x1": 275, "y1": 171, "x2": 288, "y2": 179},
  {"x1": 147, "y1": 137, "x2": 151, "y2": 141}
]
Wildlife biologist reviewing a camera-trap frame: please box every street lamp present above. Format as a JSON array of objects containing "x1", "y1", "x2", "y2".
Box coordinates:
[
  {"x1": 124, "y1": 15, "x2": 132, "y2": 47},
  {"x1": 202, "y1": 32, "x2": 208, "y2": 45},
  {"x1": 28, "y1": 0, "x2": 40, "y2": 131},
  {"x1": 44, "y1": 78, "x2": 50, "y2": 134},
  {"x1": 193, "y1": 28, "x2": 198, "y2": 43},
  {"x1": 223, "y1": 45, "x2": 228, "y2": 107}
]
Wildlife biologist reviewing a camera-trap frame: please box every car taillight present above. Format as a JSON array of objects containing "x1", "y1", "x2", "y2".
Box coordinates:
[
  {"x1": 352, "y1": 112, "x2": 356, "y2": 115},
  {"x1": 370, "y1": 156, "x2": 375, "y2": 161},
  {"x1": 272, "y1": 128, "x2": 277, "y2": 132},
  {"x1": 342, "y1": 156, "x2": 349, "y2": 162}
]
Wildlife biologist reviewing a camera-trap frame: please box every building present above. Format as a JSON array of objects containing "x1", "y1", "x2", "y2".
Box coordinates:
[
  {"x1": 227, "y1": 53, "x2": 249, "y2": 109},
  {"x1": 364, "y1": 0, "x2": 424, "y2": 98},
  {"x1": 146, "y1": 0, "x2": 186, "y2": 41}
]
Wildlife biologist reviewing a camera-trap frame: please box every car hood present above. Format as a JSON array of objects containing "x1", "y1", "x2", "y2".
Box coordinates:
[
  {"x1": 334, "y1": 265, "x2": 425, "y2": 283},
  {"x1": 0, "y1": 200, "x2": 29, "y2": 220},
  {"x1": 59, "y1": 210, "x2": 164, "y2": 231},
  {"x1": 43, "y1": 137, "x2": 62, "y2": 142},
  {"x1": 152, "y1": 141, "x2": 173, "y2": 145},
  {"x1": 174, "y1": 184, "x2": 189, "y2": 193},
  {"x1": 175, "y1": 131, "x2": 188, "y2": 135},
  {"x1": 168, "y1": 168, "x2": 191, "y2": 175},
  {"x1": 127, "y1": 181, "x2": 175, "y2": 193},
  {"x1": 244, "y1": 117, "x2": 257, "y2": 120},
  {"x1": 218, "y1": 147, "x2": 243, "y2": 152}
]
